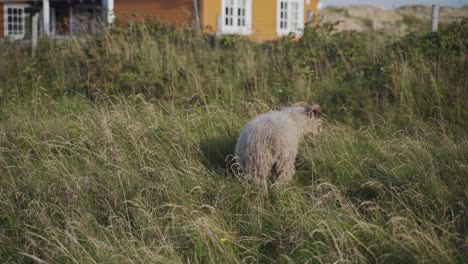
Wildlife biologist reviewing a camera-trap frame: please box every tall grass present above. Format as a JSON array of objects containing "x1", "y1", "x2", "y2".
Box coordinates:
[{"x1": 0, "y1": 20, "x2": 467, "y2": 262}]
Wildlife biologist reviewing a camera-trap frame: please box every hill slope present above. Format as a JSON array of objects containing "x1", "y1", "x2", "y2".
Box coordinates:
[{"x1": 319, "y1": 5, "x2": 468, "y2": 34}]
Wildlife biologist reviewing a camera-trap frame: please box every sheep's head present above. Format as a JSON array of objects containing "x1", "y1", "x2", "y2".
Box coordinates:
[{"x1": 294, "y1": 102, "x2": 323, "y2": 135}]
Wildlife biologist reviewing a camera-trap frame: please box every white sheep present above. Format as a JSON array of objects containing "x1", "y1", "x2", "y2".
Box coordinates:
[{"x1": 234, "y1": 103, "x2": 323, "y2": 186}]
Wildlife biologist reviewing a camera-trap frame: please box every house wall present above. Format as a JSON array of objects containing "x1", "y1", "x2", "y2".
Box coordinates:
[
  {"x1": 201, "y1": 0, "x2": 318, "y2": 41},
  {"x1": 305, "y1": 0, "x2": 319, "y2": 27},
  {"x1": 114, "y1": 0, "x2": 195, "y2": 26},
  {"x1": 252, "y1": 0, "x2": 277, "y2": 40},
  {"x1": 200, "y1": 0, "x2": 221, "y2": 33},
  {"x1": 0, "y1": 3, "x2": 3, "y2": 38}
]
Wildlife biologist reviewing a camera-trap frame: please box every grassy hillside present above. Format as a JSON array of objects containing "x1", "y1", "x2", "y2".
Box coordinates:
[
  {"x1": 320, "y1": 5, "x2": 468, "y2": 35},
  {"x1": 0, "y1": 20, "x2": 467, "y2": 263}
]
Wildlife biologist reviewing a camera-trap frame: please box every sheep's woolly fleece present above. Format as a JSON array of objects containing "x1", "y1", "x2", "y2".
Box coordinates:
[{"x1": 235, "y1": 103, "x2": 322, "y2": 186}]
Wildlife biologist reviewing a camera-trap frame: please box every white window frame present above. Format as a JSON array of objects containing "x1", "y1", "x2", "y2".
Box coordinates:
[
  {"x1": 3, "y1": 4, "x2": 28, "y2": 39},
  {"x1": 221, "y1": 0, "x2": 252, "y2": 35},
  {"x1": 276, "y1": 0, "x2": 304, "y2": 37}
]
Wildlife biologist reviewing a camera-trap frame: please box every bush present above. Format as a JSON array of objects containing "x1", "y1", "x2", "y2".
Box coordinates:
[{"x1": 1, "y1": 20, "x2": 466, "y2": 129}]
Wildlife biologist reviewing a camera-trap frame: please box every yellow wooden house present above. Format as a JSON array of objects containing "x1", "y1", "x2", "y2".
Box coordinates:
[
  {"x1": 200, "y1": 0, "x2": 319, "y2": 40},
  {"x1": 1, "y1": 0, "x2": 318, "y2": 41},
  {"x1": 113, "y1": 0, "x2": 319, "y2": 41}
]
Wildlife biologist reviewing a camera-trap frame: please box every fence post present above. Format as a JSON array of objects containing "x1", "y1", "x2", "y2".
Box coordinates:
[
  {"x1": 306, "y1": 11, "x2": 314, "y2": 28},
  {"x1": 42, "y1": 0, "x2": 50, "y2": 35},
  {"x1": 215, "y1": 15, "x2": 222, "y2": 49},
  {"x1": 193, "y1": 0, "x2": 200, "y2": 30},
  {"x1": 431, "y1": 4, "x2": 439, "y2": 32},
  {"x1": 31, "y1": 13, "x2": 38, "y2": 57}
]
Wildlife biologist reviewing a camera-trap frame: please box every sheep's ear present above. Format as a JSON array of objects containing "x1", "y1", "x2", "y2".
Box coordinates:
[
  {"x1": 311, "y1": 104, "x2": 322, "y2": 118},
  {"x1": 298, "y1": 102, "x2": 322, "y2": 118}
]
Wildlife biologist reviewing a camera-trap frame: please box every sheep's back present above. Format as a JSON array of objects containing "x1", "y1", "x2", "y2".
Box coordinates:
[{"x1": 235, "y1": 111, "x2": 299, "y2": 160}]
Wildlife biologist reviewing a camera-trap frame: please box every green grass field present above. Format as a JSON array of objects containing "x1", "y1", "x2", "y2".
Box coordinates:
[{"x1": 0, "y1": 20, "x2": 467, "y2": 263}]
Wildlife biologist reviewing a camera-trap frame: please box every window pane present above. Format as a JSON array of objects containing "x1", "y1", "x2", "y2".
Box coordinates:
[
  {"x1": 13, "y1": 17, "x2": 17, "y2": 23},
  {"x1": 18, "y1": 9, "x2": 22, "y2": 15},
  {"x1": 19, "y1": 17, "x2": 22, "y2": 23},
  {"x1": 13, "y1": 25, "x2": 17, "y2": 31},
  {"x1": 225, "y1": 7, "x2": 229, "y2": 15},
  {"x1": 19, "y1": 25, "x2": 23, "y2": 31},
  {"x1": 13, "y1": 9, "x2": 17, "y2": 15},
  {"x1": 8, "y1": 8, "x2": 12, "y2": 14},
  {"x1": 238, "y1": 18, "x2": 241, "y2": 26},
  {"x1": 225, "y1": 18, "x2": 229, "y2": 25},
  {"x1": 8, "y1": 16, "x2": 12, "y2": 22},
  {"x1": 8, "y1": 24, "x2": 12, "y2": 30}
]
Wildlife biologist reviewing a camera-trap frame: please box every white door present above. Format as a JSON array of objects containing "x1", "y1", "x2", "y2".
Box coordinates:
[{"x1": 276, "y1": 0, "x2": 304, "y2": 37}]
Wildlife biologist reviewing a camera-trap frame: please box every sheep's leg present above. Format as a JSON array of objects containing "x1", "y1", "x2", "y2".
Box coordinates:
[
  {"x1": 273, "y1": 153, "x2": 296, "y2": 185},
  {"x1": 245, "y1": 154, "x2": 274, "y2": 186}
]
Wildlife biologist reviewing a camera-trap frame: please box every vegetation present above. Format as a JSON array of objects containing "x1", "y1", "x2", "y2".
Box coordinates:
[{"x1": 0, "y1": 19, "x2": 467, "y2": 263}]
